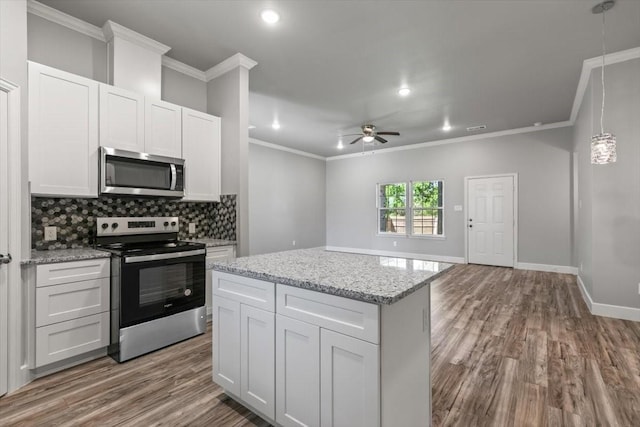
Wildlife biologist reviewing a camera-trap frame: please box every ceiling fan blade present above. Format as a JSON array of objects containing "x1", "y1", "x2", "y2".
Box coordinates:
[
  {"x1": 349, "y1": 136, "x2": 363, "y2": 145},
  {"x1": 376, "y1": 131, "x2": 400, "y2": 136},
  {"x1": 374, "y1": 136, "x2": 388, "y2": 144}
]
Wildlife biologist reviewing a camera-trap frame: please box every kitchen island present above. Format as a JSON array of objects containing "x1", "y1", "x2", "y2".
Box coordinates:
[{"x1": 209, "y1": 247, "x2": 453, "y2": 427}]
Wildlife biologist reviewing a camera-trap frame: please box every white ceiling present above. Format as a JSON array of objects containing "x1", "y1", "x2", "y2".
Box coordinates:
[{"x1": 41, "y1": 0, "x2": 640, "y2": 157}]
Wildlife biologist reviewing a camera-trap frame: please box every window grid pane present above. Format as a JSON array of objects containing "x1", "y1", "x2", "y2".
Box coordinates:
[
  {"x1": 412, "y1": 208, "x2": 444, "y2": 236},
  {"x1": 379, "y1": 183, "x2": 406, "y2": 208},
  {"x1": 412, "y1": 180, "x2": 443, "y2": 208},
  {"x1": 379, "y1": 209, "x2": 406, "y2": 234}
]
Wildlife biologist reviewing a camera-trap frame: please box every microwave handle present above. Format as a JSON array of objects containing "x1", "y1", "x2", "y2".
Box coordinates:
[{"x1": 170, "y1": 164, "x2": 177, "y2": 190}]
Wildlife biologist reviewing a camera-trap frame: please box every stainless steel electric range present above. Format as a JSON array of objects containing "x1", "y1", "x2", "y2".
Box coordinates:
[{"x1": 96, "y1": 216, "x2": 206, "y2": 362}]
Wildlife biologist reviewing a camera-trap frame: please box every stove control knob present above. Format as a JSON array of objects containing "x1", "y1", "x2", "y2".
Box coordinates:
[
  {"x1": 111, "y1": 223, "x2": 119, "y2": 229},
  {"x1": 101, "y1": 223, "x2": 108, "y2": 230},
  {"x1": 171, "y1": 221, "x2": 177, "y2": 227},
  {"x1": 164, "y1": 221, "x2": 169, "y2": 227}
]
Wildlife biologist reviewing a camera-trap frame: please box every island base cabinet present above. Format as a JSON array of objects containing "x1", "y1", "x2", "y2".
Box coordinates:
[
  {"x1": 212, "y1": 296, "x2": 241, "y2": 396},
  {"x1": 320, "y1": 329, "x2": 380, "y2": 427},
  {"x1": 240, "y1": 305, "x2": 275, "y2": 420},
  {"x1": 276, "y1": 315, "x2": 320, "y2": 427}
]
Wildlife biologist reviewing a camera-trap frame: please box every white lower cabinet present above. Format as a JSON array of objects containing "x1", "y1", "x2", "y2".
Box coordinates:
[
  {"x1": 212, "y1": 295, "x2": 241, "y2": 395},
  {"x1": 275, "y1": 314, "x2": 320, "y2": 427},
  {"x1": 320, "y1": 329, "x2": 380, "y2": 427},
  {"x1": 30, "y1": 259, "x2": 111, "y2": 369},
  {"x1": 241, "y1": 305, "x2": 275, "y2": 419},
  {"x1": 205, "y1": 246, "x2": 236, "y2": 315}
]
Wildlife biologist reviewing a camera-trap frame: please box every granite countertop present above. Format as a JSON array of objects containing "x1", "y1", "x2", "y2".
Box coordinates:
[
  {"x1": 186, "y1": 238, "x2": 236, "y2": 248},
  {"x1": 209, "y1": 247, "x2": 454, "y2": 305},
  {"x1": 21, "y1": 248, "x2": 111, "y2": 265}
]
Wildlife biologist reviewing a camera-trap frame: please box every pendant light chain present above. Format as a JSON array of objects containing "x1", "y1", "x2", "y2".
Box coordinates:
[{"x1": 600, "y1": 9, "x2": 606, "y2": 135}]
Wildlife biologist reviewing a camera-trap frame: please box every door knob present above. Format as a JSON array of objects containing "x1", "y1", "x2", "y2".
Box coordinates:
[
  {"x1": 469, "y1": 225, "x2": 473, "y2": 228},
  {"x1": 469, "y1": 218, "x2": 473, "y2": 222},
  {"x1": 0, "y1": 253, "x2": 12, "y2": 264}
]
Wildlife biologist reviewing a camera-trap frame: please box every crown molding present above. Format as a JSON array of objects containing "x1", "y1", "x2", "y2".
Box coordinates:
[
  {"x1": 162, "y1": 57, "x2": 207, "y2": 82},
  {"x1": 27, "y1": 0, "x2": 106, "y2": 41},
  {"x1": 250, "y1": 138, "x2": 326, "y2": 161},
  {"x1": 569, "y1": 46, "x2": 640, "y2": 123},
  {"x1": 326, "y1": 121, "x2": 572, "y2": 161},
  {"x1": 205, "y1": 53, "x2": 258, "y2": 81},
  {"x1": 102, "y1": 20, "x2": 171, "y2": 54},
  {"x1": 0, "y1": 79, "x2": 20, "y2": 92}
]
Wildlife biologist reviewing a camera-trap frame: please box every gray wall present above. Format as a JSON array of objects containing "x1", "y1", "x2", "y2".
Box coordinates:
[
  {"x1": 248, "y1": 142, "x2": 326, "y2": 255},
  {"x1": 326, "y1": 127, "x2": 573, "y2": 266},
  {"x1": 573, "y1": 58, "x2": 640, "y2": 308},
  {"x1": 27, "y1": 14, "x2": 205, "y2": 109},
  {"x1": 161, "y1": 66, "x2": 206, "y2": 113}
]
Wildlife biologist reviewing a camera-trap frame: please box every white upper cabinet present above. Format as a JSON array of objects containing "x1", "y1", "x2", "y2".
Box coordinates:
[
  {"x1": 145, "y1": 98, "x2": 182, "y2": 158},
  {"x1": 99, "y1": 84, "x2": 144, "y2": 152},
  {"x1": 182, "y1": 108, "x2": 221, "y2": 202},
  {"x1": 29, "y1": 62, "x2": 99, "y2": 197}
]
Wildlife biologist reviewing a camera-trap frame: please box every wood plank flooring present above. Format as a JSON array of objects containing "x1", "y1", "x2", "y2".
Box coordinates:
[{"x1": 2, "y1": 265, "x2": 640, "y2": 426}]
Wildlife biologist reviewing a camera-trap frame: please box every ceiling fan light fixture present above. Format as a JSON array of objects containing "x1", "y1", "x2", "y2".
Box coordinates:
[
  {"x1": 363, "y1": 136, "x2": 375, "y2": 143},
  {"x1": 261, "y1": 9, "x2": 280, "y2": 24}
]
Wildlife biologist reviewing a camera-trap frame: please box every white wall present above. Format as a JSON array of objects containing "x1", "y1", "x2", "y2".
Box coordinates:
[
  {"x1": 249, "y1": 141, "x2": 326, "y2": 255},
  {"x1": 326, "y1": 127, "x2": 573, "y2": 267},
  {"x1": 162, "y1": 66, "x2": 206, "y2": 113},
  {"x1": 573, "y1": 58, "x2": 640, "y2": 311}
]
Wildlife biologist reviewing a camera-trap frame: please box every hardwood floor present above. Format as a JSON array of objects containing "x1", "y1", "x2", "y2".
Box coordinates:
[{"x1": 2, "y1": 265, "x2": 640, "y2": 426}]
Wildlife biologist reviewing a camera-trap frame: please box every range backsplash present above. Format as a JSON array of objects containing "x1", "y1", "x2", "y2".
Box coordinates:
[{"x1": 31, "y1": 195, "x2": 236, "y2": 250}]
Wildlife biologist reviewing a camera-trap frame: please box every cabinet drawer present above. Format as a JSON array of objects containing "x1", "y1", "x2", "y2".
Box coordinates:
[
  {"x1": 36, "y1": 259, "x2": 109, "y2": 287},
  {"x1": 206, "y1": 246, "x2": 235, "y2": 261},
  {"x1": 35, "y1": 312, "x2": 109, "y2": 367},
  {"x1": 36, "y1": 278, "x2": 110, "y2": 327},
  {"x1": 212, "y1": 272, "x2": 274, "y2": 312},
  {"x1": 276, "y1": 284, "x2": 379, "y2": 344}
]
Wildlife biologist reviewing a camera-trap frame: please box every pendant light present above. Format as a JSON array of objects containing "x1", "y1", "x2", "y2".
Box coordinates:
[{"x1": 590, "y1": 0, "x2": 617, "y2": 165}]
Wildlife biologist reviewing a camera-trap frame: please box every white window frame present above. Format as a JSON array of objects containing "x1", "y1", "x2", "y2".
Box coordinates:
[{"x1": 376, "y1": 180, "x2": 446, "y2": 239}]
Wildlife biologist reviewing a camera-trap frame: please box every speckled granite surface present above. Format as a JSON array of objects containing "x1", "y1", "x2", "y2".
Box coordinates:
[
  {"x1": 21, "y1": 248, "x2": 111, "y2": 265},
  {"x1": 209, "y1": 247, "x2": 454, "y2": 304},
  {"x1": 186, "y1": 238, "x2": 236, "y2": 248}
]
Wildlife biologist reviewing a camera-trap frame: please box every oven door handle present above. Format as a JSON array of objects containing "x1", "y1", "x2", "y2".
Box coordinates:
[{"x1": 124, "y1": 249, "x2": 206, "y2": 263}]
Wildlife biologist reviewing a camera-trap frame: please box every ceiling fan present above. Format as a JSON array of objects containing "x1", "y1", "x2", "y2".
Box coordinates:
[{"x1": 345, "y1": 124, "x2": 400, "y2": 145}]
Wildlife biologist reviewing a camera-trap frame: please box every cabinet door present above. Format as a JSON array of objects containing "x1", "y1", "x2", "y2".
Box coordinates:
[
  {"x1": 144, "y1": 98, "x2": 182, "y2": 158},
  {"x1": 99, "y1": 84, "x2": 144, "y2": 152},
  {"x1": 320, "y1": 329, "x2": 380, "y2": 427},
  {"x1": 241, "y1": 305, "x2": 275, "y2": 419},
  {"x1": 212, "y1": 295, "x2": 241, "y2": 396},
  {"x1": 28, "y1": 62, "x2": 99, "y2": 197},
  {"x1": 182, "y1": 108, "x2": 221, "y2": 202},
  {"x1": 276, "y1": 315, "x2": 320, "y2": 427},
  {"x1": 206, "y1": 247, "x2": 236, "y2": 315}
]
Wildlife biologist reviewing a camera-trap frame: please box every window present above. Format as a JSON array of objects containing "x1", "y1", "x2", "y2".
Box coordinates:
[
  {"x1": 377, "y1": 180, "x2": 444, "y2": 237},
  {"x1": 411, "y1": 180, "x2": 444, "y2": 236}
]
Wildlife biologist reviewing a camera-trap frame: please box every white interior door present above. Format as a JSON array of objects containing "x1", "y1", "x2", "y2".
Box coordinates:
[
  {"x1": 0, "y1": 88, "x2": 9, "y2": 396},
  {"x1": 467, "y1": 175, "x2": 515, "y2": 267}
]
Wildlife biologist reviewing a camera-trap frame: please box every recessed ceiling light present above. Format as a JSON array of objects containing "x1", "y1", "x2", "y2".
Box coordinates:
[
  {"x1": 442, "y1": 123, "x2": 452, "y2": 132},
  {"x1": 337, "y1": 139, "x2": 344, "y2": 150},
  {"x1": 261, "y1": 9, "x2": 280, "y2": 24},
  {"x1": 271, "y1": 121, "x2": 281, "y2": 130},
  {"x1": 398, "y1": 87, "x2": 411, "y2": 97},
  {"x1": 533, "y1": 122, "x2": 542, "y2": 127}
]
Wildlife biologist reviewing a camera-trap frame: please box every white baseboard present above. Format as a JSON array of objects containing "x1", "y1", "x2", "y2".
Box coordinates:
[
  {"x1": 515, "y1": 262, "x2": 578, "y2": 275},
  {"x1": 324, "y1": 246, "x2": 465, "y2": 264},
  {"x1": 577, "y1": 275, "x2": 640, "y2": 322}
]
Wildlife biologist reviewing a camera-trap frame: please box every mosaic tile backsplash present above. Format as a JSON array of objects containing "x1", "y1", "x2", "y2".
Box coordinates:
[{"x1": 32, "y1": 195, "x2": 236, "y2": 250}]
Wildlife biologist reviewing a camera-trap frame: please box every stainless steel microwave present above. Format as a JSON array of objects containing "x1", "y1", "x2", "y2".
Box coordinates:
[{"x1": 100, "y1": 147, "x2": 185, "y2": 197}]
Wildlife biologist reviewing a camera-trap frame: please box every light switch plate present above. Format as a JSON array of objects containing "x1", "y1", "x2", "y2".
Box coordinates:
[
  {"x1": 44, "y1": 226, "x2": 57, "y2": 241},
  {"x1": 188, "y1": 223, "x2": 196, "y2": 234},
  {"x1": 454, "y1": 205, "x2": 463, "y2": 212}
]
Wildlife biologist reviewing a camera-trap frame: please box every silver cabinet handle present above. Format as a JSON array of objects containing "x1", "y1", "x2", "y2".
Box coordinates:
[{"x1": 0, "y1": 253, "x2": 12, "y2": 264}]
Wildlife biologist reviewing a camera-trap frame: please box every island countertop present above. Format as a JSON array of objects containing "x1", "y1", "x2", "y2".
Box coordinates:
[{"x1": 209, "y1": 247, "x2": 454, "y2": 304}]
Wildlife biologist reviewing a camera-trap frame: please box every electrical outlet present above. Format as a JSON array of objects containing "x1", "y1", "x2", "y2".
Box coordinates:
[
  {"x1": 580, "y1": 262, "x2": 583, "y2": 273},
  {"x1": 637, "y1": 283, "x2": 640, "y2": 295},
  {"x1": 292, "y1": 240, "x2": 296, "y2": 246},
  {"x1": 44, "y1": 226, "x2": 57, "y2": 241},
  {"x1": 188, "y1": 223, "x2": 196, "y2": 234},
  {"x1": 393, "y1": 241, "x2": 397, "y2": 247}
]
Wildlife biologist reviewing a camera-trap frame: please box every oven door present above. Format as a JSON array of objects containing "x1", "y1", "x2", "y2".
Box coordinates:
[{"x1": 120, "y1": 250, "x2": 205, "y2": 328}]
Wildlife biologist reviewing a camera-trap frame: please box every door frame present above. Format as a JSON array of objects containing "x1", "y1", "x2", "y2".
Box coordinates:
[
  {"x1": 463, "y1": 173, "x2": 518, "y2": 266},
  {"x1": 0, "y1": 78, "x2": 24, "y2": 395}
]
